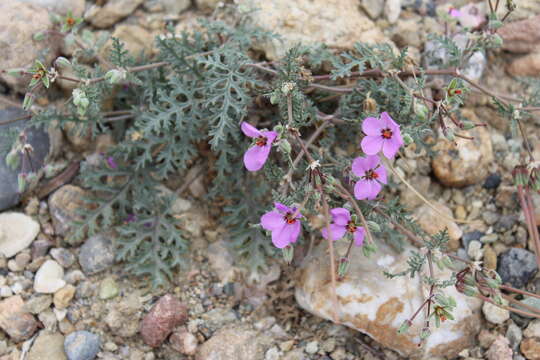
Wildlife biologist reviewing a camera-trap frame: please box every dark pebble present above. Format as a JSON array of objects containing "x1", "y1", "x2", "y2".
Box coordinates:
[
  {"x1": 483, "y1": 173, "x2": 502, "y2": 189},
  {"x1": 497, "y1": 248, "x2": 538, "y2": 288}
]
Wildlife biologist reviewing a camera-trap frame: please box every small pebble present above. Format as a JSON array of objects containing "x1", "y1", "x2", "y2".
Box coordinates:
[
  {"x1": 305, "y1": 341, "x2": 318, "y2": 354},
  {"x1": 483, "y1": 300, "x2": 510, "y2": 324},
  {"x1": 99, "y1": 277, "x2": 119, "y2": 300},
  {"x1": 64, "y1": 331, "x2": 100, "y2": 360},
  {"x1": 54, "y1": 284, "x2": 76, "y2": 309},
  {"x1": 0, "y1": 287, "x2": 12, "y2": 298},
  {"x1": 483, "y1": 173, "x2": 501, "y2": 189},
  {"x1": 50, "y1": 248, "x2": 76, "y2": 268},
  {"x1": 467, "y1": 240, "x2": 483, "y2": 261}
]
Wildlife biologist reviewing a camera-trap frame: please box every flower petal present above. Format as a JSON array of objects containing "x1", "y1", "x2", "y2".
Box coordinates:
[
  {"x1": 364, "y1": 154, "x2": 381, "y2": 169},
  {"x1": 287, "y1": 221, "x2": 302, "y2": 244},
  {"x1": 354, "y1": 179, "x2": 382, "y2": 200},
  {"x1": 274, "y1": 202, "x2": 291, "y2": 213},
  {"x1": 271, "y1": 225, "x2": 291, "y2": 248},
  {"x1": 262, "y1": 130, "x2": 278, "y2": 144},
  {"x1": 241, "y1": 122, "x2": 262, "y2": 138},
  {"x1": 361, "y1": 135, "x2": 383, "y2": 155},
  {"x1": 261, "y1": 211, "x2": 285, "y2": 231},
  {"x1": 330, "y1": 208, "x2": 351, "y2": 226},
  {"x1": 382, "y1": 138, "x2": 401, "y2": 159},
  {"x1": 375, "y1": 163, "x2": 388, "y2": 184},
  {"x1": 354, "y1": 227, "x2": 365, "y2": 247},
  {"x1": 321, "y1": 224, "x2": 347, "y2": 241},
  {"x1": 381, "y1": 112, "x2": 399, "y2": 129},
  {"x1": 362, "y1": 117, "x2": 383, "y2": 136},
  {"x1": 352, "y1": 157, "x2": 368, "y2": 177},
  {"x1": 243, "y1": 145, "x2": 271, "y2": 171}
]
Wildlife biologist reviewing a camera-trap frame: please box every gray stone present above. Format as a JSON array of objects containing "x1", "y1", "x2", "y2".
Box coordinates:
[
  {"x1": 0, "y1": 108, "x2": 50, "y2": 211},
  {"x1": 24, "y1": 295, "x2": 53, "y2": 314},
  {"x1": 497, "y1": 248, "x2": 538, "y2": 288},
  {"x1": 50, "y1": 248, "x2": 76, "y2": 268},
  {"x1": 360, "y1": 0, "x2": 384, "y2": 19},
  {"x1": 145, "y1": 0, "x2": 190, "y2": 13},
  {"x1": 506, "y1": 322, "x2": 522, "y2": 350},
  {"x1": 64, "y1": 331, "x2": 100, "y2": 360},
  {"x1": 78, "y1": 235, "x2": 115, "y2": 275}
]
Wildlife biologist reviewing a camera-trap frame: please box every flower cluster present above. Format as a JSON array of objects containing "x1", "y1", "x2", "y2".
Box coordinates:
[{"x1": 244, "y1": 112, "x2": 403, "y2": 251}]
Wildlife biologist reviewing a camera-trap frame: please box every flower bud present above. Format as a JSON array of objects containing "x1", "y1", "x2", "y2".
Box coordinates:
[
  {"x1": 463, "y1": 285, "x2": 478, "y2": 297},
  {"x1": 5, "y1": 68, "x2": 25, "y2": 78},
  {"x1": 279, "y1": 139, "x2": 292, "y2": 154},
  {"x1": 362, "y1": 243, "x2": 377, "y2": 258},
  {"x1": 414, "y1": 102, "x2": 429, "y2": 121},
  {"x1": 488, "y1": 34, "x2": 504, "y2": 48},
  {"x1": 488, "y1": 20, "x2": 503, "y2": 30},
  {"x1": 55, "y1": 57, "x2": 72, "y2": 68},
  {"x1": 269, "y1": 93, "x2": 278, "y2": 105},
  {"x1": 444, "y1": 128, "x2": 455, "y2": 141},
  {"x1": 530, "y1": 168, "x2": 540, "y2": 193},
  {"x1": 5, "y1": 150, "x2": 20, "y2": 171},
  {"x1": 363, "y1": 96, "x2": 377, "y2": 113},
  {"x1": 104, "y1": 69, "x2": 127, "y2": 84},
  {"x1": 464, "y1": 274, "x2": 476, "y2": 287},
  {"x1": 282, "y1": 245, "x2": 294, "y2": 264},
  {"x1": 22, "y1": 93, "x2": 35, "y2": 111},
  {"x1": 398, "y1": 320, "x2": 411, "y2": 334},
  {"x1": 403, "y1": 133, "x2": 414, "y2": 146},
  {"x1": 366, "y1": 221, "x2": 380, "y2": 233},
  {"x1": 512, "y1": 166, "x2": 529, "y2": 187},
  {"x1": 337, "y1": 257, "x2": 350, "y2": 279},
  {"x1": 420, "y1": 327, "x2": 431, "y2": 340},
  {"x1": 17, "y1": 173, "x2": 27, "y2": 193}
]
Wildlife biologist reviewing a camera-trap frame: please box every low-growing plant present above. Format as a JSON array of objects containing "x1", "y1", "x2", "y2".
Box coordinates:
[{"x1": 2, "y1": 0, "x2": 540, "y2": 343}]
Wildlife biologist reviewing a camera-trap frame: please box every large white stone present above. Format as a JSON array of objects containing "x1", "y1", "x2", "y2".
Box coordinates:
[
  {"x1": 295, "y1": 241, "x2": 482, "y2": 359},
  {"x1": 0, "y1": 213, "x2": 40, "y2": 258},
  {"x1": 34, "y1": 260, "x2": 66, "y2": 294}
]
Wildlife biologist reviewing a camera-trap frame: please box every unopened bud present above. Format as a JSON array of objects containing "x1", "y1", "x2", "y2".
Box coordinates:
[
  {"x1": 104, "y1": 69, "x2": 127, "y2": 84},
  {"x1": 420, "y1": 327, "x2": 431, "y2": 340},
  {"x1": 414, "y1": 102, "x2": 429, "y2": 121},
  {"x1": 55, "y1": 57, "x2": 71, "y2": 68},
  {"x1": 366, "y1": 221, "x2": 380, "y2": 233},
  {"x1": 398, "y1": 320, "x2": 411, "y2": 334},
  {"x1": 463, "y1": 285, "x2": 479, "y2": 297},
  {"x1": 17, "y1": 173, "x2": 27, "y2": 193},
  {"x1": 22, "y1": 93, "x2": 35, "y2": 111},
  {"x1": 512, "y1": 166, "x2": 529, "y2": 187},
  {"x1": 444, "y1": 128, "x2": 455, "y2": 141},
  {"x1": 461, "y1": 120, "x2": 476, "y2": 130},
  {"x1": 363, "y1": 96, "x2": 377, "y2": 113},
  {"x1": 337, "y1": 257, "x2": 350, "y2": 279},
  {"x1": 5, "y1": 150, "x2": 20, "y2": 170},
  {"x1": 403, "y1": 133, "x2": 414, "y2": 145},
  {"x1": 5, "y1": 68, "x2": 25, "y2": 78},
  {"x1": 282, "y1": 245, "x2": 294, "y2": 264},
  {"x1": 485, "y1": 278, "x2": 501, "y2": 289},
  {"x1": 279, "y1": 139, "x2": 291, "y2": 154},
  {"x1": 530, "y1": 168, "x2": 540, "y2": 192}
]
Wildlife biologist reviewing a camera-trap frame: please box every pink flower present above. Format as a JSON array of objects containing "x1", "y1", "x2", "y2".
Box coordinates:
[
  {"x1": 321, "y1": 208, "x2": 365, "y2": 246},
  {"x1": 352, "y1": 155, "x2": 387, "y2": 200},
  {"x1": 107, "y1": 156, "x2": 118, "y2": 169},
  {"x1": 448, "y1": 7, "x2": 462, "y2": 17},
  {"x1": 261, "y1": 202, "x2": 302, "y2": 249},
  {"x1": 360, "y1": 112, "x2": 404, "y2": 159},
  {"x1": 241, "y1": 122, "x2": 278, "y2": 171}
]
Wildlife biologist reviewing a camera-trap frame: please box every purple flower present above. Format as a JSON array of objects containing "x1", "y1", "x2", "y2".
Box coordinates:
[
  {"x1": 241, "y1": 122, "x2": 278, "y2": 172},
  {"x1": 360, "y1": 112, "x2": 404, "y2": 159},
  {"x1": 260, "y1": 202, "x2": 302, "y2": 249},
  {"x1": 352, "y1": 155, "x2": 387, "y2": 200},
  {"x1": 321, "y1": 208, "x2": 365, "y2": 246},
  {"x1": 107, "y1": 156, "x2": 118, "y2": 169}
]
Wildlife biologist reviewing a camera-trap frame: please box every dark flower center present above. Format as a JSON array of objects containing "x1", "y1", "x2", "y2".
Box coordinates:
[
  {"x1": 381, "y1": 128, "x2": 393, "y2": 139},
  {"x1": 284, "y1": 212, "x2": 296, "y2": 224},
  {"x1": 364, "y1": 169, "x2": 379, "y2": 181},
  {"x1": 346, "y1": 221, "x2": 357, "y2": 233},
  {"x1": 255, "y1": 136, "x2": 267, "y2": 147}
]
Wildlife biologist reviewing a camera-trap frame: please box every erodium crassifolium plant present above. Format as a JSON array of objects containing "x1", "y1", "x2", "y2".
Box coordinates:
[{"x1": 3, "y1": 0, "x2": 540, "y2": 340}]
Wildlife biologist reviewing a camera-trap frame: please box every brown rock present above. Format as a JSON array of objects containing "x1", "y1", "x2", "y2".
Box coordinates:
[
  {"x1": 498, "y1": 15, "x2": 540, "y2": 53},
  {"x1": 48, "y1": 185, "x2": 92, "y2": 241},
  {"x1": 0, "y1": 296, "x2": 39, "y2": 342},
  {"x1": 196, "y1": 324, "x2": 273, "y2": 360},
  {"x1": 507, "y1": 52, "x2": 540, "y2": 77},
  {"x1": 483, "y1": 245, "x2": 497, "y2": 270},
  {"x1": 85, "y1": 0, "x2": 145, "y2": 28},
  {"x1": 413, "y1": 202, "x2": 463, "y2": 251},
  {"x1": 53, "y1": 285, "x2": 76, "y2": 309},
  {"x1": 0, "y1": 1, "x2": 59, "y2": 93},
  {"x1": 237, "y1": 0, "x2": 387, "y2": 60},
  {"x1": 170, "y1": 327, "x2": 198, "y2": 355},
  {"x1": 101, "y1": 25, "x2": 154, "y2": 59},
  {"x1": 140, "y1": 294, "x2": 187, "y2": 347},
  {"x1": 485, "y1": 335, "x2": 512, "y2": 360},
  {"x1": 432, "y1": 109, "x2": 493, "y2": 187},
  {"x1": 521, "y1": 337, "x2": 540, "y2": 360}
]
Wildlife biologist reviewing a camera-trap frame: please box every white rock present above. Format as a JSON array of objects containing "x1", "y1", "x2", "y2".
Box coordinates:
[
  {"x1": 482, "y1": 300, "x2": 510, "y2": 325},
  {"x1": 385, "y1": 0, "x2": 402, "y2": 24},
  {"x1": 0, "y1": 286, "x2": 12, "y2": 298},
  {"x1": 467, "y1": 240, "x2": 483, "y2": 261},
  {"x1": 523, "y1": 319, "x2": 540, "y2": 338},
  {"x1": 0, "y1": 213, "x2": 40, "y2": 258},
  {"x1": 295, "y1": 241, "x2": 482, "y2": 359},
  {"x1": 34, "y1": 260, "x2": 66, "y2": 294}
]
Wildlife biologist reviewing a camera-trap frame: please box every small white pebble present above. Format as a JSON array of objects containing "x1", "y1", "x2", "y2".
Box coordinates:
[{"x1": 305, "y1": 341, "x2": 318, "y2": 354}]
